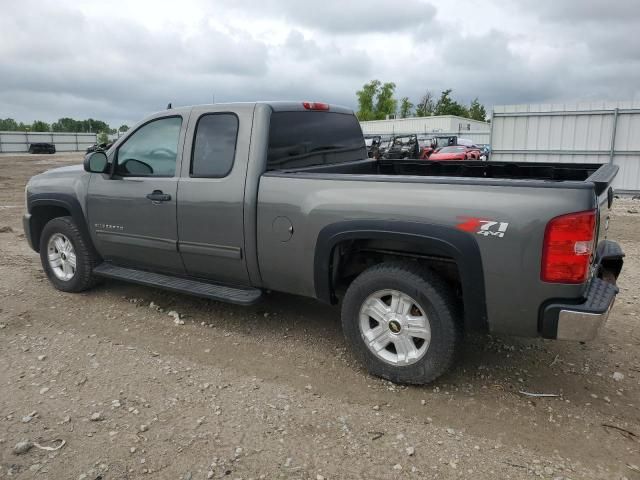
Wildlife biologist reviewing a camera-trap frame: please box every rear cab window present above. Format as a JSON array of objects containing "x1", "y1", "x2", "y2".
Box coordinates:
[{"x1": 267, "y1": 111, "x2": 366, "y2": 171}]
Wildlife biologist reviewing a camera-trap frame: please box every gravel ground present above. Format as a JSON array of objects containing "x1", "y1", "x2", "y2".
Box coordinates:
[{"x1": 0, "y1": 153, "x2": 639, "y2": 480}]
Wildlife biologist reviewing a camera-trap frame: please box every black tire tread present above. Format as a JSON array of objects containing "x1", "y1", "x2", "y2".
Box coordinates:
[
  {"x1": 341, "y1": 261, "x2": 462, "y2": 384},
  {"x1": 39, "y1": 216, "x2": 101, "y2": 292}
]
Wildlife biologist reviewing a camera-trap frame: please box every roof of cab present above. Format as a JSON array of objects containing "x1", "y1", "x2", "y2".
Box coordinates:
[{"x1": 153, "y1": 101, "x2": 354, "y2": 117}]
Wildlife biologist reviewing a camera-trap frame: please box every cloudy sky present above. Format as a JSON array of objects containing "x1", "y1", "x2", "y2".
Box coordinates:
[{"x1": 1, "y1": 0, "x2": 639, "y2": 127}]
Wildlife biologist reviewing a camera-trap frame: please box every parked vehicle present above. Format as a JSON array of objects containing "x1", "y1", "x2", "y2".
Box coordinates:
[
  {"x1": 420, "y1": 136, "x2": 480, "y2": 159},
  {"x1": 429, "y1": 145, "x2": 481, "y2": 161},
  {"x1": 86, "y1": 142, "x2": 113, "y2": 153},
  {"x1": 382, "y1": 134, "x2": 420, "y2": 159},
  {"x1": 23, "y1": 101, "x2": 624, "y2": 384},
  {"x1": 364, "y1": 135, "x2": 382, "y2": 158},
  {"x1": 477, "y1": 144, "x2": 491, "y2": 161},
  {"x1": 377, "y1": 137, "x2": 394, "y2": 157},
  {"x1": 28, "y1": 143, "x2": 56, "y2": 154}
]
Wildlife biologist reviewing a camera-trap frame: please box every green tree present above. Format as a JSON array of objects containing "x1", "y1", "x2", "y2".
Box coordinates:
[
  {"x1": 356, "y1": 80, "x2": 398, "y2": 120},
  {"x1": 356, "y1": 80, "x2": 381, "y2": 121},
  {"x1": 31, "y1": 120, "x2": 50, "y2": 132},
  {"x1": 0, "y1": 118, "x2": 19, "y2": 131},
  {"x1": 468, "y1": 97, "x2": 487, "y2": 121},
  {"x1": 97, "y1": 131, "x2": 109, "y2": 144},
  {"x1": 434, "y1": 89, "x2": 469, "y2": 117},
  {"x1": 375, "y1": 82, "x2": 397, "y2": 120},
  {"x1": 118, "y1": 124, "x2": 129, "y2": 133},
  {"x1": 52, "y1": 117, "x2": 79, "y2": 132},
  {"x1": 399, "y1": 97, "x2": 414, "y2": 118},
  {"x1": 414, "y1": 91, "x2": 435, "y2": 117}
]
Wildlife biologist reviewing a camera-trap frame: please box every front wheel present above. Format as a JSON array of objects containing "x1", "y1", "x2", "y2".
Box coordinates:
[
  {"x1": 341, "y1": 262, "x2": 462, "y2": 384},
  {"x1": 39, "y1": 216, "x2": 101, "y2": 292}
]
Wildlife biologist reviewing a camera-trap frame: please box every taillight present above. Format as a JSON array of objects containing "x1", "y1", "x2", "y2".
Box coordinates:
[
  {"x1": 541, "y1": 210, "x2": 597, "y2": 283},
  {"x1": 302, "y1": 101, "x2": 330, "y2": 111}
]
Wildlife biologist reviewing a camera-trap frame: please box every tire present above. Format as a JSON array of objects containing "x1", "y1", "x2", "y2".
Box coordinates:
[
  {"x1": 341, "y1": 262, "x2": 462, "y2": 384},
  {"x1": 39, "y1": 216, "x2": 101, "y2": 292}
]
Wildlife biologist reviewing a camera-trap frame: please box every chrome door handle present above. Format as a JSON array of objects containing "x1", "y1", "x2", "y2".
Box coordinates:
[{"x1": 146, "y1": 190, "x2": 171, "y2": 202}]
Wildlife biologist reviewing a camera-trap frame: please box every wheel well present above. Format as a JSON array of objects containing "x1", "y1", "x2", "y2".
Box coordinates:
[
  {"x1": 30, "y1": 205, "x2": 71, "y2": 252},
  {"x1": 314, "y1": 222, "x2": 488, "y2": 332},
  {"x1": 330, "y1": 238, "x2": 462, "y2": 303}
]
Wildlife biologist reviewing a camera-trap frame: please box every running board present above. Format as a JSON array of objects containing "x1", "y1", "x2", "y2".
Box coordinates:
[{"x1": 93, "y1": 263, "x2": 262, "y2": 305}]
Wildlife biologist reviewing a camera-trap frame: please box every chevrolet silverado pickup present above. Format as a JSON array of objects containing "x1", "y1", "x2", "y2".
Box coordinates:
[{"x1": 23, "y1": 101, "x2": 625, "y2": 384}]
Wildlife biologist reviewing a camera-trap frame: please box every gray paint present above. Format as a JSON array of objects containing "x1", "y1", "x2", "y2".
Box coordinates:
[
  {"x1": 86, "y1": 109, "x2": 191, "y2": 274},
  {"x1": 256, "y1": 175, "x2": 595, "y2": 337},
  {"x1": 24, "y1": 101, "x2": 616, "y2": 339},
  {"x1": 177, "y1": 104, "x2": 255, "y2": 284}
]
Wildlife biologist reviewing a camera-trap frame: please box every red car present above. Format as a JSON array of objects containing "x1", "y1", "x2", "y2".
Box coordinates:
[{"x1": 428, "y1": 145, "x2": 481, "y2": 161}]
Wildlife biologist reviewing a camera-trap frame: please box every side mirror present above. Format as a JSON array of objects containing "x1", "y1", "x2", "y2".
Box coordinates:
[{"x1": 84, "y1": 151, "x2": 108, "y2": 173}]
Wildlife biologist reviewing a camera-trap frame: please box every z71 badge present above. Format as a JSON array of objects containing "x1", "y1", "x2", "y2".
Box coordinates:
[{"x1": 456, "y1": 217, "x2": 509, "y2": 238}]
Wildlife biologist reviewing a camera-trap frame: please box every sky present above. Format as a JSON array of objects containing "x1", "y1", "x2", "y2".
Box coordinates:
[{"x1": 1, "y1": 0, "x2": 639, "y2": 127}]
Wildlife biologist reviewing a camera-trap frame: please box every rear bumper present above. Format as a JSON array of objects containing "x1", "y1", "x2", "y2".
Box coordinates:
[{"x1": 541, "y1": 240, "x2": 623, "y2": 341}]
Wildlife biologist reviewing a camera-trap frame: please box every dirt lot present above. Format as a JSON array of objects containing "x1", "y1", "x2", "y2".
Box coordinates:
[{"x1": 0, "y1": 153, "x2": 639, "y2": 480}]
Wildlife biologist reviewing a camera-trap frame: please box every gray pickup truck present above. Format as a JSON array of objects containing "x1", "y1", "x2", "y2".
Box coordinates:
[{"x1": 24, "y1": 101, "x2": 625, "y2": 384}]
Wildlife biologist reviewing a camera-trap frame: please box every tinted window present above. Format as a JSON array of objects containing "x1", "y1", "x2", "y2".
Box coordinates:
[
  {"x1": 267, "y1": 111, "x2": 366, "y2": 170},
  {"x1": 116, "y1": 117, "x2": 182, "y2": 177},
  {"x1": 191, "y1": 114, "x2": 239, "y2": 177}
]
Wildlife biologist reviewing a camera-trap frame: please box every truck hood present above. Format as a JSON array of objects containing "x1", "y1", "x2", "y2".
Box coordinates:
[
  {"x1": 40, "y1": 164, "x2": 85, "y2": 176},
  {"x1": 26, "y1": 163, "x2": 90, "y2": 201}
]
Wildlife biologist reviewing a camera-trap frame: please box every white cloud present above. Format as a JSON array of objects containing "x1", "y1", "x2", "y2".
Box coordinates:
[{"x1": 0, "y1": 0, "x2": 638, "y2": 126}]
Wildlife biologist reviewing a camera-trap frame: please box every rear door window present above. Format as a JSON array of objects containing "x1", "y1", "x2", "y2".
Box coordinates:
[
  {"x1": 267, "y1": 111, "x2": 366, "y2": 170},
  {"x1": 191, "y1": 113, "x2": 239, "y2": 178}
]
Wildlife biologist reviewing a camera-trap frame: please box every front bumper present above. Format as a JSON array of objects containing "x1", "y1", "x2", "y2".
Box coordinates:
[
  {"x1": 541, "y1": 240, "x2": 623, "y2": 341},
  {"x1": 23, "y1": 213, "x2": 36, "y2": 251}
]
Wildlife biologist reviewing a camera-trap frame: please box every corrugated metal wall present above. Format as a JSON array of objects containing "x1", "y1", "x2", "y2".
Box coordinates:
[
  {"x1": 0, "y1": 131, "x2": 97, "y2": 153},
  {"x1": 490, "y1": 102, "x2": 640, "y2": 192}
]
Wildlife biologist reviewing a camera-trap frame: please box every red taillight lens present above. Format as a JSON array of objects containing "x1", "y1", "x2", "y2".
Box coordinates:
[
  {"x1": 302, "y1": 101, "x2": 330, "y2": 111},
  {"x1": 541, "y1": 210, "x2": 597, "y2": 283}
]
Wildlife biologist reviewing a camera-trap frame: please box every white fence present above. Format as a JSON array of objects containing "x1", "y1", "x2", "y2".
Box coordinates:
[
  {"x1": 490, "y1": 102, "x2": 640, "y2": 192},
  {"x1": 0, "y1": 131, "x2": 97, "y2": 153}
]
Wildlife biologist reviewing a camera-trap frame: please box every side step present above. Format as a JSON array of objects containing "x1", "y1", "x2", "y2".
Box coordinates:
[{"x1": 93, "y1": 263, "x2": 262, "y2": 305}]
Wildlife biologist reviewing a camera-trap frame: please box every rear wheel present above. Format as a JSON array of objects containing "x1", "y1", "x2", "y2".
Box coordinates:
[
  {"x1": 341, "y1": 262, "x2": 462, "y2": 384},
  {"x1": 39, "y1": 217, "x2": 101, "y2": 292}
]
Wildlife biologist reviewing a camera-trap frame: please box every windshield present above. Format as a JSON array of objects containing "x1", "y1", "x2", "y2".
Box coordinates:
[
  {"x1": 435, "y1": 137, "x2": 455, "y2": 148},
  {"x1": 438, "y1": 146, "x2": 466, "y2": 153},
  {"x1": 267, "y1": 111, "x2": 366, "y2": 170}
]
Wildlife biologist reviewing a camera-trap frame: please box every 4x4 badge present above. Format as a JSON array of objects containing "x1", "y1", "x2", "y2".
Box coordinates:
[{"x1": 456, "y1": 217, "x2": 509, "y2": 238}]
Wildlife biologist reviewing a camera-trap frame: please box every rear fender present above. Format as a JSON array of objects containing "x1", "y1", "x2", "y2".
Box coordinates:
[{"x1": 314, "y1": 220, "x2": 488, "y2": 331}]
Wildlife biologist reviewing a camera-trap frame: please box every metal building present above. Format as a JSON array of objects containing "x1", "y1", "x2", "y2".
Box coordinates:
[
  {"x1": 0, "y1": 131, "x2": 97, "y2": 153},
  {"x1": 490, "y1": 102, "x2": 640, "y2": 192},
  {"x1": 360, "y1": 115, "x2": 491, "y2": 144}
]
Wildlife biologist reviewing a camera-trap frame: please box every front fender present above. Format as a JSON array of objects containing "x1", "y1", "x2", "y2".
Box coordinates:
[{"x1": 27, "y1": 193, "x2": 94, "y2": 253}]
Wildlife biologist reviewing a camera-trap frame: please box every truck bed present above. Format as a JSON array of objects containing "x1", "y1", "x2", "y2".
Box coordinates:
[{"x1": 271, "y1": 159, "x2": 616, "y2": 194}]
